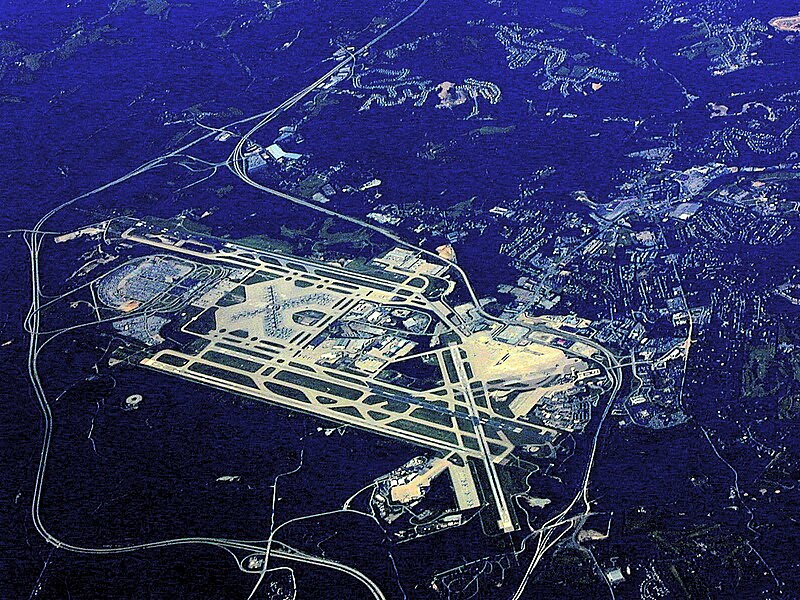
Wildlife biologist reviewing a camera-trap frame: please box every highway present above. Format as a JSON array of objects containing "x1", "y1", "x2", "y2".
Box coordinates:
[
  {"x1": 21, "y1": 2, "x2": 433, "y2": 598},
  {"x1": 24, "y1": 227, "x2": 390, "y2": 599},
  {"x1": 510, "y1": 346, "x2": 623, "y2": 600},
  {"x1": 20, "y1": 0, "x2": 630, "y2": 593}
]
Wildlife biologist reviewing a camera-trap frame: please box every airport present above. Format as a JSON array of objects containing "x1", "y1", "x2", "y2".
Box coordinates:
[{"x1": 93, "y1": 218, "x2": 612, "y2": 533}]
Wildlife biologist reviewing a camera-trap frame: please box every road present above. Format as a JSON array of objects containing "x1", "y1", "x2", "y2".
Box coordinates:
[
  {"x1": 510, "y1": 348, "x2": 623, "y2": 600},
  {"x1": 21, "y1": 0, "x2": 628, "y2": 594},
  {"x1": 22, "y1": 2, "x2": 433, "y2": 598}
]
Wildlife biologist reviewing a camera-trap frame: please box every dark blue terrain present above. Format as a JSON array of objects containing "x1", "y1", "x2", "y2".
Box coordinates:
[{"x1": 3, "y1": 0, "x2": 800, "y2": 598}]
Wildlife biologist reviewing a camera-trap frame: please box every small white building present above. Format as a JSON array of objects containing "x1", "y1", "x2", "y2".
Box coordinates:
[{"x1": 266, "y1": 143, "x2": 302, "y2": 161}]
